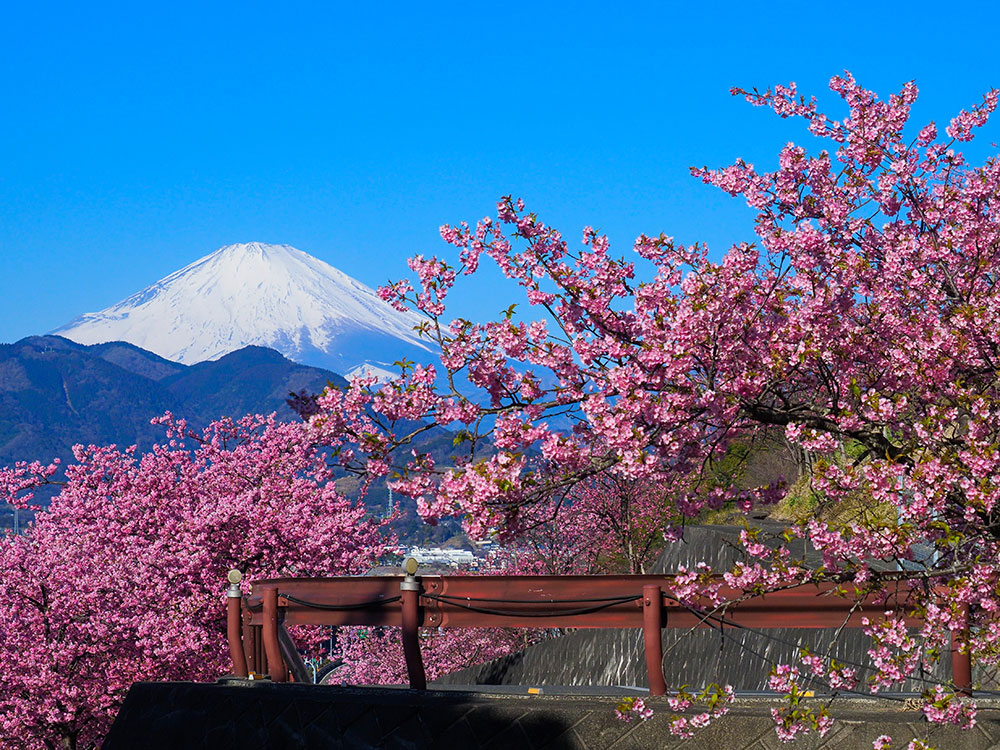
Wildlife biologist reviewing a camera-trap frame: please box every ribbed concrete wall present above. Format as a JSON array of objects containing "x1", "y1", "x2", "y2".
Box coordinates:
[{"x1": 433, "y1": 626, "x2": 951, "y2": 693}]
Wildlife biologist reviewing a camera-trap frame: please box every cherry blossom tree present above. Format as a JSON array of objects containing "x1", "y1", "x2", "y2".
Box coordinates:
[
  {"x1": 0, "y1": 414, "x2": 392, "y2": 750},
  {"x1": 517, "y1": 474, "x2": 676, "y2": 574},
  {"x1": 303, "y1": 73, "x2": 1000, "y2": 741}
]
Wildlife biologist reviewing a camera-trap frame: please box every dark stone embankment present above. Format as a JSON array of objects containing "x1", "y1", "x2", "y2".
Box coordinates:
[{"x1": 104, "y1": 681, "x2": 1000, "y2": 749}]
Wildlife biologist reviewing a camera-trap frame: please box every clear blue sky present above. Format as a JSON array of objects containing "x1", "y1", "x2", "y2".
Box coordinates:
[{"x1": 2, "y1": 1, "x2": 998, "y2": 345}]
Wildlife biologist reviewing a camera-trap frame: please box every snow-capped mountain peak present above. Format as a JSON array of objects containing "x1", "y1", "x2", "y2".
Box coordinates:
[{"x1": 52, "y1": 242, "x2": 434, "y2": 376}]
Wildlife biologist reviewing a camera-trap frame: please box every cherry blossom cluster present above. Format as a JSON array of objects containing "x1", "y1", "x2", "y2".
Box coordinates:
[
  {"x1": 797, "y1": 648, "x2": 858, "y2": 691},
  {"x1": 614, "y1": 696, "x2": 654, "y2": 722},
  {"x1": 766, "y1": 663, "x2": 834, "y2": 742},
  {"x1": 663, "y1": 684, "x2": 735, "y2": 738}
]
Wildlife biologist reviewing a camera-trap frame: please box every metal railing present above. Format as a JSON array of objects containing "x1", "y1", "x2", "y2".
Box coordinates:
[{"x1": 225, "y1": 563, "x2": 972, "y2": 695}]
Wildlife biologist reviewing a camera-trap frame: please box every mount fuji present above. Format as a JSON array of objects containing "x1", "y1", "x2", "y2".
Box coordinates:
[{"x1": 51, "y1": 242, "x2": 435, "y2": 378}]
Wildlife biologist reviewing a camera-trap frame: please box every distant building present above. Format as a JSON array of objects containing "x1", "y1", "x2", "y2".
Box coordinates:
[{"x1": 406, "y1": 546, "x2": 476, "y2": 568}]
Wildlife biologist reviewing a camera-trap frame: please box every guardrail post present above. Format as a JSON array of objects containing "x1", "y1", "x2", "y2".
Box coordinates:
[
  {"x1": 226, "y1": 570, "x2": 248, "y2": 677},
  {"x1": 642, "y1": 584, "x2": 667, "y2": 696},
  {"x1": 242, "y1": 621, "x2": 257, "y2": 675},
  {"x1": 263, "y1": 587, "x2": 287, "y2": 682},
  {"x1": 400, "y1": 558, "x2": 427, "y2": 690},
  {"x1": 953, "y1": 603, "x2": 972, "y2": 696}
]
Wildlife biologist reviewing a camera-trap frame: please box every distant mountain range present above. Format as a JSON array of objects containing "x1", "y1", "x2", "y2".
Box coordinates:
[
  {"x1": 0, "y1": 335, "x2": 471, "y2": 542},
  {"x1": 0, "y1": 335, "x2": 348, "y2": 470},
  {"x1": 52, "y1": 242, "x2": 436, "y2": 378}
]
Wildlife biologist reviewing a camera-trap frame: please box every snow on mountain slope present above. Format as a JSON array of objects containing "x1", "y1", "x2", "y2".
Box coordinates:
[{"x1": 52, "y1": 242, "x2": 435, "y2": 377}]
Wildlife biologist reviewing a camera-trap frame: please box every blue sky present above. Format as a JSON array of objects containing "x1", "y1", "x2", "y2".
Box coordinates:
[{"x1": 2, "y1": 1, "x2": 999, "y2": 344}]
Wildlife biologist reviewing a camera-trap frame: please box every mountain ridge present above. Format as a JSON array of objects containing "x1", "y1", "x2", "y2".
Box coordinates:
[{"x1": 0, "y1": 335, "x2": 349, "y2": 471}]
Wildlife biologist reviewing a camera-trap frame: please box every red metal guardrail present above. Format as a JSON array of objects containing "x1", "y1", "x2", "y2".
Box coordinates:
[{"x1": 224, "y1": 564, "x2": 972, "y2": 696}]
